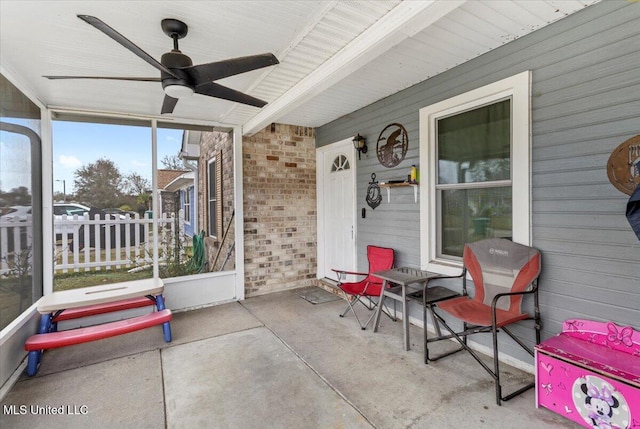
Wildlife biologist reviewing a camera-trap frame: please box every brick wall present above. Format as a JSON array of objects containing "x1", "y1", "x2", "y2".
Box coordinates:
[
  {"x1": 243, "y1": 123, "x2": 317, "y2": 297},
  {"x1": 199, "y1": 131, "x2": 235, "y2": 272}
]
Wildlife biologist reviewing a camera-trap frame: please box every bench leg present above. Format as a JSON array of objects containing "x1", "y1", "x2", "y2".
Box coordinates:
[
  {"x1": 26, "y1": 351, "x2": 41, "y2": 376},
  {"x1": 38, "y1": 314, "x2": 52, "y2": 334},
  {"x1": 155, "y1": 295, "x2": 172, "y2": 343}
]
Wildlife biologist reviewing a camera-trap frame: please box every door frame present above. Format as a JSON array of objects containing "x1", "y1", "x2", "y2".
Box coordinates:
[{"x1": 316, "y1": 138, "x2": 357, "y2": 280}]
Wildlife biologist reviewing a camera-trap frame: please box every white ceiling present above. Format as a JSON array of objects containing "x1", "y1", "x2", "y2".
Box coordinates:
[{"x1": 0, "y1": 0, "x2": 600, "y2": 134}]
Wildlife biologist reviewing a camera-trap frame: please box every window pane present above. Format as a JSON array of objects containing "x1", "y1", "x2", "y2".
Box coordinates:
[
  {"x1": 52, "y1": 120, "x2": 153, "y2": 290},
  {"x1": 437, "y1": 99, "x2": 511, "y2": 184},
  {"x1": 440, "y1": 187, "x2": 512, "y2": 258},
  {"x1": 0, "y1": 73, "x2": 42, "y2": 330}
]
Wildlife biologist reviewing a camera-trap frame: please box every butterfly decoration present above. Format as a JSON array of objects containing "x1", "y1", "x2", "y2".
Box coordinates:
[
  {"x1": 541, "y1": 383, "x2": 552, "y2": 395},
  {"x1": 607, "y1": 323, "x2": 634, "y2": 347},
  {"x1": 558, "y1": 382, "x2": 566, "y2": 391},
  {"x1": 564, "y1": 405, "x2": 572, "y2": 414}
]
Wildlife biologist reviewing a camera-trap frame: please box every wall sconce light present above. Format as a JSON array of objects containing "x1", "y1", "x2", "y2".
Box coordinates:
[{"x1": 353, "y1": 134, "x2": 367, "y2": 160}]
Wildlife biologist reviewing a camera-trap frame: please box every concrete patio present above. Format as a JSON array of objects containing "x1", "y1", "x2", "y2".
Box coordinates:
[{"x1": 1, "y1": 287, "x2": 579, "y2": 428}]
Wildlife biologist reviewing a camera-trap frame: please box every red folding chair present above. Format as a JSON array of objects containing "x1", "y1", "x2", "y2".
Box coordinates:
[
  {"x1": 430, "y1": 238, "x2": 541, "y2": 405},
  {"x1": 332, "y1": 245, "x2": 395, "y2": 330}
]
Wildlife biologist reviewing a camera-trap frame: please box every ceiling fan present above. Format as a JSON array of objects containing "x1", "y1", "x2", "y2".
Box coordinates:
[{"x1": 44, "y1": 15, "x2": 279, "y2": 114}]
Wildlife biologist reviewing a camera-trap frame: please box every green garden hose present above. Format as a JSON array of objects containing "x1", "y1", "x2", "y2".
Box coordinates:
[{"x1": 186, "y1": 231, "x2": 207, "y2": 273}]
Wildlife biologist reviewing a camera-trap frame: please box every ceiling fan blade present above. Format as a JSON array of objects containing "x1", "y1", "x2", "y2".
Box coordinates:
[
  {"x1": 44, "y1": 76, "x2": 161, "y2": 82},
  {"x1": 195, "y1": 82, "x2": 267, "y2": 108},
  {"x1": 187, "y1": 53, "x2": 279, "y2": 85},
  {"x1": 77, "y1": 15, "x2": 179, "y2": 79},
  {"x1": 161, "y1": 95, "x2": 179, "y2": 114}
]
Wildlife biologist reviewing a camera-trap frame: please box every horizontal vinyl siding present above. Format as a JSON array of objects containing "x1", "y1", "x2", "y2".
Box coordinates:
[{"x1": 317, "y1": 0, "x2": 640, "y2": 363}]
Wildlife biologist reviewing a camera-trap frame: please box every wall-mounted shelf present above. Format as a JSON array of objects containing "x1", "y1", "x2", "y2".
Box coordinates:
[{"x1": 378, "y1": 182, "x2": 419, "y2": 203}]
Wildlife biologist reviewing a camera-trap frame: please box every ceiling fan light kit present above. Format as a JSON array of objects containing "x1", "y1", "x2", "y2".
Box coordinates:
[
  {"x1": 164, "y1": 84, "x2": 194, "y2": 99},
  {"x1": 44, "y1": 15, "x2": 279, "y2": 114}
]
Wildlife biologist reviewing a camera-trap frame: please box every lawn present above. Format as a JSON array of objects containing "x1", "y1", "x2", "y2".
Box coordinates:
[{"x1": 53, "y1": 268, "x2": 154, "y2": 291}]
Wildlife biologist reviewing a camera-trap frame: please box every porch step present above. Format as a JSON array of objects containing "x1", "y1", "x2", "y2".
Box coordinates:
[{"x1": 310, "y1": 278, "x2": 348, "y2": 301}]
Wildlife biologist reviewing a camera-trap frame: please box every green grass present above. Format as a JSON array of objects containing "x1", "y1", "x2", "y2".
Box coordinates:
[{"x1": 53, "y1": 269, "x2": 153, "y2": 291}]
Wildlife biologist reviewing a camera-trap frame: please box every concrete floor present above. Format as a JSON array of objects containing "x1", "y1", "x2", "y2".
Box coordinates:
[{"x1": 0, "y1": 287, "x2": 580, "y2": 428}]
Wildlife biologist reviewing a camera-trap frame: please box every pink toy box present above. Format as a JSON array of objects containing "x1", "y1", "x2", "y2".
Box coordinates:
[{"x1": 535, "y1": 319, "x2": 640, "y2": 429}]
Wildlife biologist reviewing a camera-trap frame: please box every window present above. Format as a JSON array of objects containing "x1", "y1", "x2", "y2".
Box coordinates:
[
  {"x1": 207, "y1": 154, "x2": 222, "y2": 238},
  {"x1": 419, "y1": 71, "x2": 531, "y2": 271},
  {"x1": 183, "y1": 187, "x2": 191, "y2": 224},
  {"x1": 0, "y1": 73, "x2": 43, "y2": 330},
  {"x1": 331, "y1": 154, "x2": 350, "y2": 172}
]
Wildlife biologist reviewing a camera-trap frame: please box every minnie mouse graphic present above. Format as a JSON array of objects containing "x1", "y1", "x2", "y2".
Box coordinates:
[{"x1": 581, "y1": 380, "x2": 621, "y2": 429}]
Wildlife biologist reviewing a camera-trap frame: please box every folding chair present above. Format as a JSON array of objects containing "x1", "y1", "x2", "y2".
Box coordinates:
[
  {"x1": 332, "y1": 245, "x2": 395, "y2": 330},
  {"x1": 430, "y1": 238, "x2": 541, "y2": 405}
]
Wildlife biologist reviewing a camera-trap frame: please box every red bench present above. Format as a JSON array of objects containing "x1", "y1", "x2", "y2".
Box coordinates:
[
  {"x1": 25, "y1": 310, "x2": 172, "y2": 376},
  {"x1": 50, "y1": 296, "x2": 157, "y2": 323},
  {"x1": 27, "y1": 280, "x2": 172, "y2": 376}
]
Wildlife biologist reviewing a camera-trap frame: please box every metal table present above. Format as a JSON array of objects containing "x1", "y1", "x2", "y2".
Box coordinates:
[{"x1": 372, "y1": 267, "x2": 459, "y2": 360}]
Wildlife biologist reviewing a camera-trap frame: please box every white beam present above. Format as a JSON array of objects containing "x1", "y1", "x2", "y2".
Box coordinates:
[{"x1": 243, "y1": 0, "x2": 466, "y2": 135}]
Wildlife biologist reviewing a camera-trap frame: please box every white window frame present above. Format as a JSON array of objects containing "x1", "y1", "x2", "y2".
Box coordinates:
[
  {"x1": 183, "y1": 187, "x2": 191, "y2": 225},
  {"x1": 419, "y1": 71, "x2": 531, "y2": 275}
]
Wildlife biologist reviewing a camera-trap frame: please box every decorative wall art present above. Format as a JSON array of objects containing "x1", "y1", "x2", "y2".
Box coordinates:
[
  {"x1": 376, "y1": 123, "x2": 408, "y2": 168},
  {"x1": 607, "y1": 134, "x2": 640, "y2": 195},
  {"x1": 366, "y1": 173, "x2": 382, "y2": 210}
]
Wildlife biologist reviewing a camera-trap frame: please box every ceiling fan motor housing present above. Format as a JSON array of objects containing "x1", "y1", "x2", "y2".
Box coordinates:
[{"x1": 161, "y1": 50, "x2": 194, "y2": 93}]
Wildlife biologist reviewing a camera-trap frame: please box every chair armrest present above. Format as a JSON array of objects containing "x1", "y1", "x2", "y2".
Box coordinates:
[
  {"x1": 331, "y1": 269, "x2": 368, "y2": 281},
  {"x1": 490, "y1": 281, "x2": 539, "y2": 325},
  {"x1": 490, "y1": 287, "x2": 537, "y2": 307},
  {"x1": 421, "y1": 267, "x2": 466, "y2": 295}
]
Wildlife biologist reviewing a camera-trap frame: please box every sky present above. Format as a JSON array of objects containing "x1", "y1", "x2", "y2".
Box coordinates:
[{"x1": 53, "y1": 121, "x2": 183, "y2": 195}]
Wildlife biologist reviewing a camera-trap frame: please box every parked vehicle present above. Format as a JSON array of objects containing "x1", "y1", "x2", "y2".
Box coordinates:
[
  {"x1": 54, "y1": 203, "x2": 90, "y2": 236},
  {"x1": 74, "y1": 207, "x2": 146, "y2": 250},
  {"x1": 0, "y1": 205, "x2": 32, "y2": 222}
]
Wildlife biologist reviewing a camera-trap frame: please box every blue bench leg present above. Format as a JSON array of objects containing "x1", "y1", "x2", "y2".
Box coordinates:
[
  {"x1": 26, "y1": 351, "x2": 41, "y2": 376},
  {"x1": 27, "y1": 314, "x2": 53, "y2": 376},
  {"x1": 38, "y1": 314, "x2": 51, "y2": 334},
  {"x1": 155, "y1": 295, "x2": 172, "y2": 342}
]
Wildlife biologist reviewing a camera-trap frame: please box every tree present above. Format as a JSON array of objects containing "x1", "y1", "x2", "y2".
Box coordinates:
[
  {"x1": 161, "y1": 154, "x2": 184, "y2": 170},
  {"x1": 123, "y1": 172, "x2": 152, "y2": 213},
  {"x1": 0, "y1": 186, "x2": 31, "y2": 206},
  {"x1": 123, "y1": 172, "x2": 150, "y2": 196},
  {"x1": 73, "y1": 158, "x2": 123, "y2": 208}
]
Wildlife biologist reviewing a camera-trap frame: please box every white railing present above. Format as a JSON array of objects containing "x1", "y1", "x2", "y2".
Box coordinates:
[{"x1": 0, "y1": 212, "x2": 186, "y2": 276}]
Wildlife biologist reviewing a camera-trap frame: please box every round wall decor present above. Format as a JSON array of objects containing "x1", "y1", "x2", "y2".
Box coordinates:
[
  {"x1": 376, "y1": 123, "x2": 408, "y2": 168},
  {"x1": 607, "y1": 134, "x2": 640, "y2": 195}
]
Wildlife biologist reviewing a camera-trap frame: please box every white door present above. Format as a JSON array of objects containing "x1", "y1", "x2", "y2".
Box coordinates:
[{"x1": 317, "y1": 139, "x2": 356, "y2": 281}]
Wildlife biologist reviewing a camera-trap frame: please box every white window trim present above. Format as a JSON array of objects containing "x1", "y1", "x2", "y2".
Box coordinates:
[
  {"x1": 419, "y1": 71, "x2": 531, "y2": 275},
  {"x1": 183, "y1": 187, "x2": 191, "y2": 225}
]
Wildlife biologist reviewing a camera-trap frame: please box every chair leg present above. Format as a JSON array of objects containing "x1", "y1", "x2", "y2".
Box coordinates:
[
  {"x1": 340, "y1": 301, "x2": 352, "y2": 317},
  {"x1": 493, "y1": 322, "x2": 502, "y2": 406},
  {"x1": 339, "y1": 298, "x2": 366, "y2": 329},
  {"x1": 340, "y1": 295, "x2": 396, "y2": 330}
]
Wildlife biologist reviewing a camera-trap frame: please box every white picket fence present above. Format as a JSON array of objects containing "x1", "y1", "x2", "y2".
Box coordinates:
[
  {"x1": 0, "y1": 212, "x2": 185, "y2": 276},
  {"x1": 0, "y1": 216, "x2": 34, "y2": 277}
]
